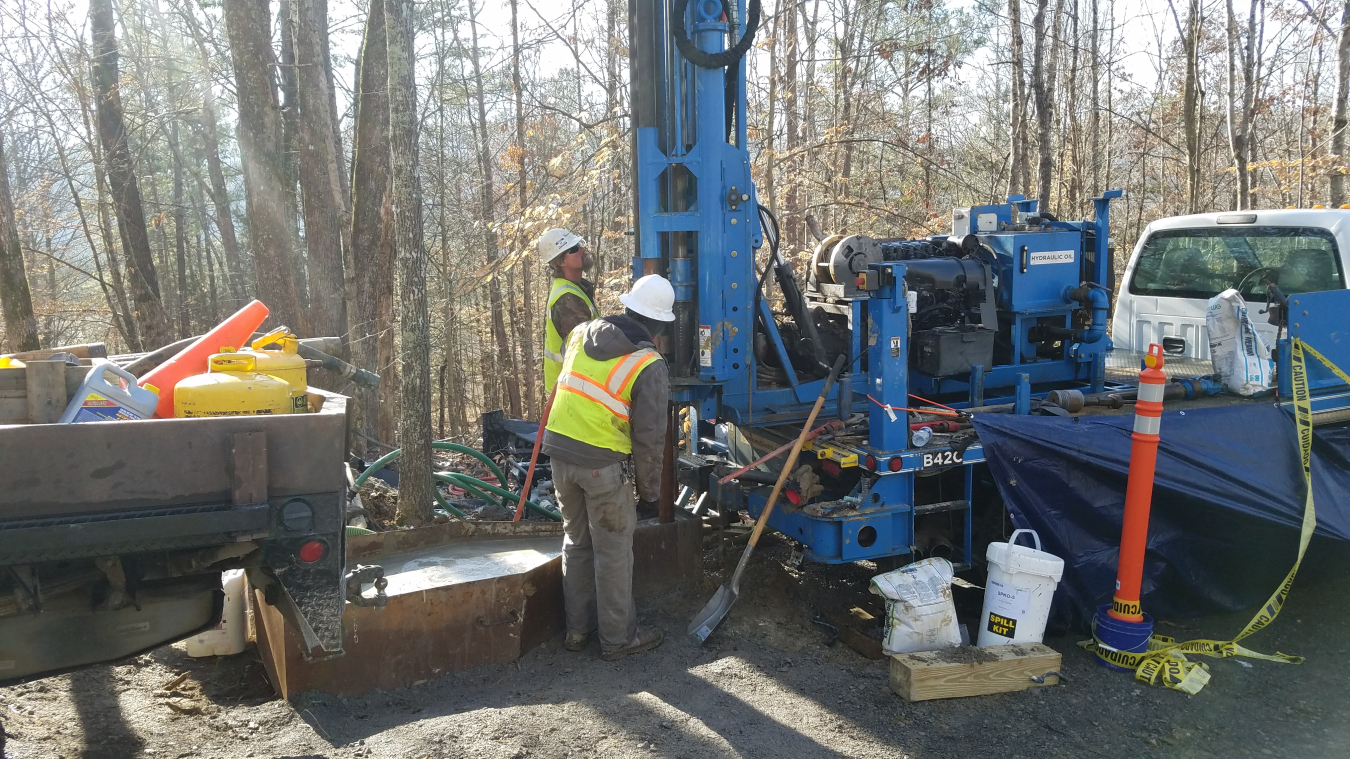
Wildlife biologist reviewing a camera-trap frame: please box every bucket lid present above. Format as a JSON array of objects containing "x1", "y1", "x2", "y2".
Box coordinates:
[{"x1": 985, "y1": 529, "x2": 1064, "y2": 581}]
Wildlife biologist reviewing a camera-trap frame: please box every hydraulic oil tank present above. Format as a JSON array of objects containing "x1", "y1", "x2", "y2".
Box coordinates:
[
  {"x1": 174, "y1": 350, "x2": 293, "y2": 418},
  {"x1": 242, "y1": 327, "x2": 309, "y2": 413}
]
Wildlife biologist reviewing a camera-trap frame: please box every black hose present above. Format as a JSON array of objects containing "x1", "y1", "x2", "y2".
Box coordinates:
[{"x1": 672, "y1": 0, "x2": 762, "y2": 70}]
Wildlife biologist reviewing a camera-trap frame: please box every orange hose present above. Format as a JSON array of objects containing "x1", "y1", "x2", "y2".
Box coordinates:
[{"x1": 513, "y1": 388, "x2": 557, "y2": 522}]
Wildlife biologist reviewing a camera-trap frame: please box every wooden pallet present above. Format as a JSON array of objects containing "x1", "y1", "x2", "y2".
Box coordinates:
[
  {"x1": 0, "y1": 362, "x2": 90, "y2": 424},
  {"x1": 889, "y1": 643, "x2": 1061, "y2": 701}
]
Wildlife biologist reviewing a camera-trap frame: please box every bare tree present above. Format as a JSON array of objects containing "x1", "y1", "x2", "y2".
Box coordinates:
[
  {"x1": 349, "y1": 0, "x2": 397, "y2": 450},
  {"x1": 296, "y1": 0, "x2": 348, "y2": 338},
  {"x1": 223, "y1": 0, "x2": 308, "y2": 332},
  {"x1": 89, "y1": 0, "x2": 173, "y2": 348},
  {"x1": 1332, "y1": 1, "x2": 1350, "y2": 206},
  {"x1": 0, "y1": 131, "x2": 39, "y2": 353},
  {"x1": 1031, "y1": 0, "x2": 1062, "y2": 210},
  {"x1": 468, "y1": 0, "x2": 522, "y2": 418},
  {"x1": 1226, "y1": 0, "x2": 1264, "y2": 210},
  {"x1": 1010, "y1": 0, "x2": 1028, "y2": 197},
  {"x1": 510, "y1": 0, "x2": 538, "y2": 420},
  {"x1": 386, "y1": 0, "x2": 434, "y2": 523}
]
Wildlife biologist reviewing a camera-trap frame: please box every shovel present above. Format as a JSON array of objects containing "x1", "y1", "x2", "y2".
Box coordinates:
[{"x1": 689, "y1": 355, "x2": 847, "y2": 644}]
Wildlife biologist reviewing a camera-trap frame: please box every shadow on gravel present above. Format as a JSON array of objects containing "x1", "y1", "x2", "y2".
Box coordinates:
[{"x1": 69, "y1": 668, "x2": 144, "y2": 759}]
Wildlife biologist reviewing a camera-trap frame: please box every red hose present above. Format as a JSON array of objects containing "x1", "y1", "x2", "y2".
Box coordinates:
[{"x1": 513, "y1": 388, "x2": 557, "y2": 522}]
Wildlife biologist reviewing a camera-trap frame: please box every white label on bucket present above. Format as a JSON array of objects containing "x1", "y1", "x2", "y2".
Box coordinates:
[{"x1": 986, "y1": 578, "x2": 1030, "y2": 619}]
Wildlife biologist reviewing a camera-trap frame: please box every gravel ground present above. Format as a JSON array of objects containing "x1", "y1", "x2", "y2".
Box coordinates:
[{"x1": 3, "y1": 532, "x2": 1348, "y2": 759}]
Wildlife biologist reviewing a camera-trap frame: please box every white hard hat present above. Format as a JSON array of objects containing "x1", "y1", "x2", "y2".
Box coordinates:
[
  {"x1": 537, "y1": 227, "x2": 587, "y2": 264},
  {"x1": 619, "y1": 275, "x2": 677, "y2": 322}
]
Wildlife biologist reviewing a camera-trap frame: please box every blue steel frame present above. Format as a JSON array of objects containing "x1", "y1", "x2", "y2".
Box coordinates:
[{"x1": 636, "y1": 3, "x2": 1130, "y2": 565}]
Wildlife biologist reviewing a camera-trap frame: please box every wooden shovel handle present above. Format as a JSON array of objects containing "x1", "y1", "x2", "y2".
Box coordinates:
[{"x1": 747, "y1": 355, "x2": 848, "y2": 548}]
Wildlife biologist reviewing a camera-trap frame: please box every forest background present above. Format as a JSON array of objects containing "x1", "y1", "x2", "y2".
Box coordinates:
[{"x1": 0, "y1": 0, "x2": 1345, "y2": 457}]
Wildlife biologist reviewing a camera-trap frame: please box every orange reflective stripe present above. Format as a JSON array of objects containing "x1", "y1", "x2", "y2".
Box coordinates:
[
  {"x1": 612, "y1": 350, "x2": 660, "y2": 397},
  {"x1": 605, "y1": 348, "x2": 659, "y2": 395},
  {"x1": 556, "y1": 383, "x2": 632, "y2": 423},
  {"x1": 558, "y1": 371, "x2": 631, "y2": 419}
]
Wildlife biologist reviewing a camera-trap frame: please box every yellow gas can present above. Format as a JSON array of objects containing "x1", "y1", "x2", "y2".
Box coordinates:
[
  {"x1": 174, "y1": 351, "x2": 293, "y2": 418},
  {"x1": 242, "y1": 327, "x2": 309, "y2": 413}
]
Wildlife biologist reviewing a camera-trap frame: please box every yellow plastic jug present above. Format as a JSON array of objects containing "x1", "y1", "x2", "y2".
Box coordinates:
[
  {"x1": 174, "y1": 350, "x2": 293, "y2": 418},
  {"x1": 243, "y1": 328, "x2": 309, "y2": 413}
]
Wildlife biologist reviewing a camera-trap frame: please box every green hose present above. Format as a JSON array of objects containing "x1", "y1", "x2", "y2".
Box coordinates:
[
  {"x1": 346, "y1": 525, "x2": 377, "y2": 537},
  {"x1": 352, "y1": 441, "x2": 508, "y2": 490},
  {"x1": 438, "y1": 472, "x2": 561, "y2": 522},
  {"x1": 350, "y1": 441, "x2": 554, "y2": 521},
  {"x1": 432, "y1": 487, "x2": 470, "y2": 519},
  {"x1": 431, "y1": 442, "x2": 509, "y2": 491},
  {"x1": 433, "y1": 472, "x2": 501, "y2": 509}
]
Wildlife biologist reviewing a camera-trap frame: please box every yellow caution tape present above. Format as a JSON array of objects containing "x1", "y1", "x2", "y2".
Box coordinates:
[{"x1": 1081, "y1": 338, "x2": 1338, "y2": 693}]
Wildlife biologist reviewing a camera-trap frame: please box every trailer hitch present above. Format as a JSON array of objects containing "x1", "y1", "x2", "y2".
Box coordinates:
[{"x1": 344, "y1": 564, "x2": 388, "y2": 608}]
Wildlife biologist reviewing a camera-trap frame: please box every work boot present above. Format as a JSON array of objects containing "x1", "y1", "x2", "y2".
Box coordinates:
[
  {"x1": 600, "y1": 627, "x2": 665, "y2": 661},
  {"x1": 564, "y1": 631, "x2": 592, "y2": 652}
]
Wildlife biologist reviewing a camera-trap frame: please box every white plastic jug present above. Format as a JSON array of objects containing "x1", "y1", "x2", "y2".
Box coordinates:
[
  {"x1": 186, "y1": 570, "x2": 250, "y2": 657},
  {"x1": 59, "y1": 363, "x2": 160, "y2": 423},
  {"x1": 976, "y1": 529, "x2": 1064, "y2": 647}
]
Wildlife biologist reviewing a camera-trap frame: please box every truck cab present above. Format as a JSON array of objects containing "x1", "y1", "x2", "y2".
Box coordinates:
[{"x1": 1111, "y1": 209, "x2": 1350, "y2": 357}]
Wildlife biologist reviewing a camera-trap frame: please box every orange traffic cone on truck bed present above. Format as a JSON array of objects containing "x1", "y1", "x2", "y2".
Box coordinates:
[{"x1": 138, "y1": 300, "x2": 270, "y2": 418}]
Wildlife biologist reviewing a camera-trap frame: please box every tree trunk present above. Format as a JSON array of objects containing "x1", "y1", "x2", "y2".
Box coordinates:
[
  {"x1": 1010, "y1": 0, "x2": 1027, "y2": 197},
  {"x1": 1333, "y1": 1, "x2": 1350, "y2": 207},
  {"x1": 510, "y1": 0, "x2": 538, "y2": 420},
  {"x1": 0, "y1": 132, "x2": 40, "y2": 353},
  {"x1": 349, "y1": 0, "x2": 396, "y2": 452},
  {"x1": 1177, "y1": 0, "x2": 1203, "y2": 214},
  {"x1": 223, "y1": 0, "x2": 308, "y2": 333},
  {"x1": 386, "y1": 0, "x2": 435, "y2": 525},
  {"x1": 279, "y1": 0, "x2": 308, "y2": 311},
  {"x1": 783, "y1": 0, "x2": 801, "y2": 250},
  {"x1": 179, "y1": 0, "x2": 249, "y2": 302},
  {"x1": 1226, "y1": 0, "x2": 1250, "y2": 209},
  {"x1": 468, "y1": 0, "x2": 522, "y2": 418},
  {"x1": 296, "y1": 0, "x2": 348, "y2": 339},
  {"x1": 170, "y1": 123, "x2": 192, "y2": 338},
  {"x1": 1032, "y1": 0, "x2": 1061, "y2": 212},
  {"x1": 89, "y1": 0, "x2": 173, "y2": 349}
]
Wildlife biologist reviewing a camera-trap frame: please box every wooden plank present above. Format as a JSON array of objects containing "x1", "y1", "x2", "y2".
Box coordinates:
[
  {"x1": 65, "y1": 365, "x2": 91, "y2": 398},
  {"x1": 8, "y1": 343, "x2": 107, "y2": 360},
  {"x1": 889, "y1": 643, "x2": 1061, "y2": 702},
  {"x1": 0, "y1": 398, "x2": 26, "y2": 423},
  {"x1": 25, "y1": 360, "x2": 69, "y2": 424},
  {"x1": 824, "y1": 606, "x2": 886, "y2": 660},
  {"x1": 232, "y1": 432, "x2": 268, "y2": 505}
]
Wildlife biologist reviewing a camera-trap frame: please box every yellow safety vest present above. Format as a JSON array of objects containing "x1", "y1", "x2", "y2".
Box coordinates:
[
  {"x1": 545, "y1": 328, "x2": 661, "y2": 454},
  {"x1": 544, "y1": 278, "x2": 599, "y2": 393}
]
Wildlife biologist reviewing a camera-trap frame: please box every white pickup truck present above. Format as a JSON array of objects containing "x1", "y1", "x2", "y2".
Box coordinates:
[{"x1": 1111, "y1": 209, "x2": 1350, "y2": 357}]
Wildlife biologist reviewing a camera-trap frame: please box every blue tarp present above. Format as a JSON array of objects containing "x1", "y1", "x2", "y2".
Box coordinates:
[{"x1": 972, "y1": 403, "x2": 1350, "y2": 631}]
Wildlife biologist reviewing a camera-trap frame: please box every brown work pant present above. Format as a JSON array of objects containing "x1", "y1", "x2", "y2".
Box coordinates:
[{"x1": 553, "y1": 458, "x2": 638, "y2": 651}]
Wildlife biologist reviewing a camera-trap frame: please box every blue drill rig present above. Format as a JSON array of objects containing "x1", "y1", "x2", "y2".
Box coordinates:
[{"x1": 630, "y1": 0, "x2": 1128, "y2": 567}]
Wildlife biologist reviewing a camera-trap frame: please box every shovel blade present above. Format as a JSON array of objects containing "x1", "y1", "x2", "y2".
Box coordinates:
[{"x1": 688, "y1": 583, "x2": 738, "y2": 644}]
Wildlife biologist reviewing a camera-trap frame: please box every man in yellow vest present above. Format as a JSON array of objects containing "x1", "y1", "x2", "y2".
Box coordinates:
[
  {"x1": 542, "y1": 274, "x2": 673, "y2": 660},
  {"x1": 537, "y1": 227, "x2": 599, "y2": 394}
]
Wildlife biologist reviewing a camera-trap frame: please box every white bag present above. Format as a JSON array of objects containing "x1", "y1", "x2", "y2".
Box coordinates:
[
  {"x1": 870, "y1": 557, "x2": 961, "y2": 655},
  {"x1": 1206, "y1": 288, "x2": 1274, "y2": 396}
]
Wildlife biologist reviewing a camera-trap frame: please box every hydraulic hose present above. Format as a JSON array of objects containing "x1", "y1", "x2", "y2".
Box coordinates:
[{"x1": 672, "y1": 0, "x2": 761, "y2": 70}]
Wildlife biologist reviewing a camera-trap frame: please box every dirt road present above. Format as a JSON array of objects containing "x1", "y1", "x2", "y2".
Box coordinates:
[{"x1": 3, "y1": 534, "x2": 1347, "y2": 759}]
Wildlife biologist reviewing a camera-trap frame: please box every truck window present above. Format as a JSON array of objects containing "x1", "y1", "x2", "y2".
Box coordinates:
[{"x1": 1128, "y1": 227, "x2": 1344, "y2": 300}]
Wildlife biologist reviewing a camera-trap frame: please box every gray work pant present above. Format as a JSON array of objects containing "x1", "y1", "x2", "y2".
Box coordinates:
[{"x1": 552, "y1": 458, "x2": 638, "y2": 650}]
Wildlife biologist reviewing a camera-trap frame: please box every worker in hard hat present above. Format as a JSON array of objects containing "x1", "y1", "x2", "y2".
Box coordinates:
[
  {"x1": 542, "y1": 274, "x2": 674, "y2": 660},
  {"x1": 537, "y1": 227, "x2": 599, "y2": 394}
]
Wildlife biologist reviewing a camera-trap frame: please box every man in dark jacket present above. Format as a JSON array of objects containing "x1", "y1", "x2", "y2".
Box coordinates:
[{"x1": 542, "y1": 275, "x2": 673, "y2": 660}]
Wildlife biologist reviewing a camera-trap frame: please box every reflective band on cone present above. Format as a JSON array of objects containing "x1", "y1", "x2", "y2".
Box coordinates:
[{"x1": 1110, "y1": 344, "x2": 1167, "y2": 624}]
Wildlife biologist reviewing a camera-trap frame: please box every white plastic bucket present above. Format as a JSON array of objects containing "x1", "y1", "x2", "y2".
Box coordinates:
[
  {"x1": 976, "y1": 529, "x2": 1064, "y2": 647},
  {"x1": 186, "y1": 570, "x2": 249, "y2": 657}
]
